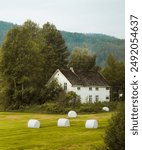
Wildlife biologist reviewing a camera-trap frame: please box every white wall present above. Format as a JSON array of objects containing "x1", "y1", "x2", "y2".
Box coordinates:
[
  {"x1": 53, "y1": 70, "x2": 110, "y2": 103},
  {"x1": 71, "y1": 86, "x2": 110, "y2": 103},
  {"x1": 54, "y1": 70, "x2": 73, "y2": 91}
]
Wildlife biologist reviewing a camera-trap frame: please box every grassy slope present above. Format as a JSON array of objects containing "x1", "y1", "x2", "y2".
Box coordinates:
[{"x1": 0, "y1": 112, "x2": 112, "y2": 150}]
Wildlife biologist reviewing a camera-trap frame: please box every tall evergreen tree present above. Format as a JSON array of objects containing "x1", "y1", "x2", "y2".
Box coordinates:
[{"x1": 41, "y1": 22, "x2": 68, "y2": 82}]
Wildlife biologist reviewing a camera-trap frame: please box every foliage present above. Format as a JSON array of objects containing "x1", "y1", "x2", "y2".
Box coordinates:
[
  {"x1": 79, "y1": 101, "x2": 117, "y2": 113},
  {"x1": 63, "y1": 91, "x2": 81, "y2": 108},
  {"x1": 61, "y1": 31, "x2": 125, "y2": 67},
  {"x1": 40, "y1": 22, "x2": 68, "y2": 82},
  {"x1": 104, "y1": 103, "x2": 125, "y2": 150},
  {"x1": 8, "y1": 101, "x2": 118, "y2": 114},
  {"x1": 0, "y1": 20, "x2": 68, "y2": 108},
  {"x1": 57, "y1": 91, "x2": 81, "y2": 109},
  {"x1": 40, "y1": 79, "x2": 63, "y2": 104},
  {"x1": 69, "y1": 47, "x2": 96, "y2": 71},
  {"x1": 0, "y1": 21, "x2": 43, "y2": 108},
  {"x1": 0, "y1": 21, "x2": 125, "y2": 68},
  {"x1": 102, "y1": 54, "x2": 125, "y2": 100}
]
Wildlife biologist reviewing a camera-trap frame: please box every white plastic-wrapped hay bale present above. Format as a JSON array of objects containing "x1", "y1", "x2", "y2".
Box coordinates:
[
  {"x1": 57, "y1": 118, "x2": 70, "y2": 127},
  {"x1": 68, "y1": 110, "x2": 77, "y2": 118},
  {"x1": 85, "y1": 119, "x2": 98, "y2": 129},
  {"x1": 102, "y1": 107, "x2": 109, "y2": 112},
  {"x1": 28, "y1": 119, "x2": 40, "y2": 128}
]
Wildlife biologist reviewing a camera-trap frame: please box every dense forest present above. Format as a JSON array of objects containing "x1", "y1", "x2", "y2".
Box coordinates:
[{"x1": 0, "y1": 21, "x2": 125, "y2": 67}]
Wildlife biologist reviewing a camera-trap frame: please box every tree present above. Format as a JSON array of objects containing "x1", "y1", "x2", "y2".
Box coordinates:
[
  {"x1": 0, "y1": 20, "x2": 68, "y2": 109},
  {"x1": 41, "y1": 22, "x2": 68, "y2": 82},
  {"x1": 102, "y1": 54, "x2": 125, "y2": 100},
  {"x1": 68, "y1": 48, "x2": 96, "y2": 71},
  {"x1": 0, "y1": 20, "x2": 43, "y2": 108}
]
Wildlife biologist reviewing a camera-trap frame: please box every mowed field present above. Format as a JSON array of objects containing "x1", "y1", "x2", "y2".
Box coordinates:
[{"x1": 0, "y1": 112, "x2": 112, "y2": 150}]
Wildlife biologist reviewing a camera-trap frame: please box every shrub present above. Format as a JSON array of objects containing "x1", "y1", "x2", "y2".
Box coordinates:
[
  {"x1": 58, "y1": 91, "x2": 81, "y2": 108},
  {"x1": 78, "y1": 101, "x2": 118, "y2": 113},
  {"x1": 64, "y1": 91, "x2": 81, "y2": 108},
  {"x1": 104, "y1": 102, "x2": 125, "y2": 150},
  {"x1": 40, "y1": 79, "x2": 63, "y2": 103}
]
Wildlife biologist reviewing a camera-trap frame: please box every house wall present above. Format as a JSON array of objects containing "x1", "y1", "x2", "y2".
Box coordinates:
[
  {"x1": 71, "y1": 86, "x2": 110, "y2": 103},
  {"x1": 54, "y1": 70, "x2": 73, "y2": 91},
  {"x1": 53, "y1": 70, "x2": 110, "y2": 103}
]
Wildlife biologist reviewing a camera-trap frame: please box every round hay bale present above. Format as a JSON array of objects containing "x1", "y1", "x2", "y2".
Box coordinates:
[
  {"x1": 85, "y1": 119, "x2": 98, "y2": 129},
  {"x1": 68, "y1": 110, "x2": 77, "y2": 118},
  {"x1": 28, "y1": 119, "x2": 40, "y2": 128},
  {"x1": 57, "y1": 118, "x2": 70, "y2": 127},
  {"x1": 102, "y1": 107, "x2": 109, "y2": 112}
]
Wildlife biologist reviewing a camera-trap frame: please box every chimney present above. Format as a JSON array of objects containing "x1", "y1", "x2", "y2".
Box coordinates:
[{"x1": 70, "y1": 67, "x2": 75, "y2": 73}]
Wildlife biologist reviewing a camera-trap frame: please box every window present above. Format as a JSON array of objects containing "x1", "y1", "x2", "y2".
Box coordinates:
[
  {"x1": 89, "y1": 95, "x2": 92, "y2": 103},
  {"x1": 96, "y1": 87, "x2": 99, "y2": 91},
  {"x1": 95, "y1": 95, "x2": 99, "y2": 101},
  {"x1": 64, "y1": 83, "x2": 67, "y2": 90},
  {"x1": 106, "y1": 87, "x2": 110, "y2": 90},
  {"x1": 77, "y1": 87, "x2": 81, "y2": 90},
  {"x1": 106, "y1": 96, "x2": 109, "y2": 100},
  {"x1": 89, "y1": 87, "x2": 92, "y2": 91}
]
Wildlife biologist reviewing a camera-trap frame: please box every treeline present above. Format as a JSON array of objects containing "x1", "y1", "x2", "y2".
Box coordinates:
[
  {"x1": 0, "y1": 21, "x2": 125, "y2": 67},
  {"x1": 0, "y1": 20, "x2": 124, "y2": 110}
]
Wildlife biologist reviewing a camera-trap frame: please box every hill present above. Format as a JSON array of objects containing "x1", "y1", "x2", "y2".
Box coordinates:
[
  {"x1": 61, "y1": 31, "x2": 125, "y2": 66},
  {"x1": 0, "y1": 21, "x2": 125, "y2": 66},
  {"x1": 0, "y1": 21, "x2": 14, "y2": 46}
]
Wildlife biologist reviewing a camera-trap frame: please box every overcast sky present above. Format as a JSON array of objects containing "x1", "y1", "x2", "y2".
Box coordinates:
[{"x1": 0, "y1": 0, "x2": 124, "y2": 39}]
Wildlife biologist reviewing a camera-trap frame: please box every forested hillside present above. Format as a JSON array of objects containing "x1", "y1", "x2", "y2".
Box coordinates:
[
  {"x1": 0, "y1": 21, "x2": 125, "y2": 66},
  {"x1": 61, "y1": 31, "x2": 125, "y2": 66},
  {"x1": 0, "y1": 21, "x2": 14, "y2": 45}
]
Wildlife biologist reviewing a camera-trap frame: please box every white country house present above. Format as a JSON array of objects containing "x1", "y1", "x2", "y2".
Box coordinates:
[{"x1": 48, "y1": 68, "x2": 110, "y2": 103}]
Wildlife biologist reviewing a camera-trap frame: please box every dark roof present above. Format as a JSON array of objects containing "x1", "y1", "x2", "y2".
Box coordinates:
[{"x1": 60, "y1": 69, "x2": 109, "y2": 86}]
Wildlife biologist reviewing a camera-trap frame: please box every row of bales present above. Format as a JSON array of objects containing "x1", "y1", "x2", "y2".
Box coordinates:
[{"x1": 28, "y1": 107, "x2": 109, "y2": 129}]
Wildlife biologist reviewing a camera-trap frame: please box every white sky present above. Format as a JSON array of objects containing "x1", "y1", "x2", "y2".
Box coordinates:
[{"x1": 0, "y1": 0, "x2": 124, "y2": 38}]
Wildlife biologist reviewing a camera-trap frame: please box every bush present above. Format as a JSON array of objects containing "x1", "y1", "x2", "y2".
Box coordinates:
[
  {"x1": 104, "y1": 102, "x2": 125, "y2": 150},
  {"x1": 78, "y1": 101, "x2": 118, "y2": 113},
  {"x1": 40, "y1": 79, "x2": 63, "y2": 103},
  {"x1": 22, "y1": 102, "x2": 74, "y2": 114},
  {"x1": 58, "y1": 91, "x2": 81, "y2": 108},
  {"x1": 7, "y1": 101, "x2": 119, "y2": 114}
]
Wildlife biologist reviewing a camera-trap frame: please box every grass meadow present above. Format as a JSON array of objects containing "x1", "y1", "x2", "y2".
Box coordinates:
[{"x1": 0, "y1": 112, "x2": 112, "y2": 150}]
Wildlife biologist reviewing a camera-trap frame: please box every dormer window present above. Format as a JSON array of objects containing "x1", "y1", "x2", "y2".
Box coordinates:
[{"x1": 64, "y1": 83, "x2": 67, "y2": 90}]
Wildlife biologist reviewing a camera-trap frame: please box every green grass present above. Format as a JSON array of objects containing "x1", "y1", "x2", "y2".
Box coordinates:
[{"x1": 0, "y1": 112, "x2": 112, "y2": 150}]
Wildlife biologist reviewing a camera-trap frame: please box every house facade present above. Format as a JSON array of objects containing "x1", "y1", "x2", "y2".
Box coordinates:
[{"x1": 48, "y1": 68, "x2": 110, "y2": 103}]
